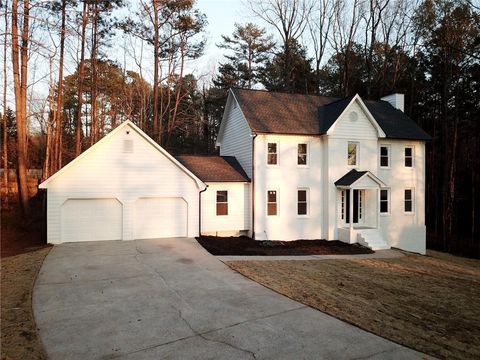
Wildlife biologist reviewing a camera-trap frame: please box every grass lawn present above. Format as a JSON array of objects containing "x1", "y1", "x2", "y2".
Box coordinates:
[
  {"x1": 227, "y1": 251, "x2": 480, "y2": 360},
  {"x1": 1, "y1": 204, "x2": 51, "y2": 360}
]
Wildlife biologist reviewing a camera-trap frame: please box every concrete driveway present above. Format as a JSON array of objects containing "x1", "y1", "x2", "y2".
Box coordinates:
[{"x1": 33, "y1": 238, "x2": 423, "y2": 359}]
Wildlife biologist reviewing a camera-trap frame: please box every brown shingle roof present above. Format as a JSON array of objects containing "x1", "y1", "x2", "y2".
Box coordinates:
[
  {"x1": 232, "y1": 88, "x2": 431, "y2": 140},
  {"x1": 176, "y1": 155, "x2": 250, "y2": 182},
  {"x1": 232, "y1": 88, "x2": 338, "y2": 135}
]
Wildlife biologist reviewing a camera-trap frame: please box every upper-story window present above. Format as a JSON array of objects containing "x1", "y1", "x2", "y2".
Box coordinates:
[
  {"x1": 267, "y1": 143, "x2": 278, "y2": 165},
  {"x1": 348, "y1": 142, "x2": 358, "y2": 166},
  {"x1": 405, "y1": 146, "x2": 414, "y2": 167},
  {"x1": 216, "y1": 191, "x2": 228, "y2": 216},
  {"x1": 298, "y1": 144, "x2": 307, "y2": 165},
  {"x1": 380, "y1": 145, "x2": 390, "y2": 167}
]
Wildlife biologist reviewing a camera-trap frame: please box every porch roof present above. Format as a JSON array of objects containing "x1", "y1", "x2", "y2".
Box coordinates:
[{"x1": 334, "y1": 169, "x2": 386, "y2": 188}]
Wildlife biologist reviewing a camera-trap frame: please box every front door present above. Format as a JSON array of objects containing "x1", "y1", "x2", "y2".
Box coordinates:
[{"x1": 345, "y1": 189, "x2": 363, "y2": 224}]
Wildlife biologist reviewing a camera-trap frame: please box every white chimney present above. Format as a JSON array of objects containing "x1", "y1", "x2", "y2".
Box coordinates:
[{"x1": 381, "y1": 93, "x2": 404, "y2": 112}]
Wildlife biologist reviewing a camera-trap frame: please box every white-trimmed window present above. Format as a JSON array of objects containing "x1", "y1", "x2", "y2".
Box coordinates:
[
  {"x1": 348, "y1": 142, "x2": 358, "y2": 166},
  {"x1": 380, "y1": 145, "x2": 390, "y2": 167},
  {"x1": 297, "y1": 189, "x2": 308, "y2": 215},
  {"x1": 404, "y1": 188, "x2": 414, "y2": 213},
  {"x1": 405, "y1": 146, "x2": 414, "y2": 167},
  {"x1": 380, "y1": 189, "x2": 389, "y2": 213},
  {"x1": 267, "y1": 143, "x2": 278, "y2": 165},
  {"x1": 216, "y1": 191, "x2": 228, "y2": 216},
  {"x1": 267, "y1": 190, "x2": 278, "y2": 216},
  {"x1": 298, "y1": 143, "x2": 308, "y2": 165},
  {"x1": 341, "y1": 191, "x2": 345, "y2": 220}
]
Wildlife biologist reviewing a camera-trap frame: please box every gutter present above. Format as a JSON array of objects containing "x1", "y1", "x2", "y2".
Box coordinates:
[
  {"x1": 251, "y1": 132, "x2": 258, "y2": 239},
  {"x1": 198, "y1": 185, "x2": 208, "y2": 236}
]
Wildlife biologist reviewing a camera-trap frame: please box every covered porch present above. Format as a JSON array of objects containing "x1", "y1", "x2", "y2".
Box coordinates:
[{"x1": 334, "y1": 169, "x2": 389, "y2": 250}]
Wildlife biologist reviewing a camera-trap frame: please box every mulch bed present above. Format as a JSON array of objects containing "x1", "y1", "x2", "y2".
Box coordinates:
[
  {"x1": 1, "y1": 200, "x2": 52, "y2": 360},
  {"x1": 196, "y1": 236, "x2": 374, "y2": 256}
]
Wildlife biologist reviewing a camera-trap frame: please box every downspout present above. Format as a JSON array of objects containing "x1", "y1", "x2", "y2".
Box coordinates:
[
  {"x1": 251, "y1": 132, "x2": 258, "y2": 239},
  {"x1": 199, "y1": 185, "x2": 208, "y2": 237}
]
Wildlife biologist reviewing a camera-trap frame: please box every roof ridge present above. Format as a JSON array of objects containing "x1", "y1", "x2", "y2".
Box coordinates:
[{"x1": 232, "y1": 87, "x2": 336, "y2": 99}]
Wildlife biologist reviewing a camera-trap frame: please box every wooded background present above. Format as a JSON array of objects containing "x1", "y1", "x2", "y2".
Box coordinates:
[{"x1": 2, "y1": 0, "x2": 479, "y2": 257}]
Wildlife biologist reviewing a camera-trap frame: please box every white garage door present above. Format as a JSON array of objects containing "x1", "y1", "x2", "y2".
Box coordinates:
[
  {"x1": 134, "y1": 197, "x2": 188, "y2": 239},
  {"x1": 61, "y1": 199, "x2": 123, "y2": 242}
]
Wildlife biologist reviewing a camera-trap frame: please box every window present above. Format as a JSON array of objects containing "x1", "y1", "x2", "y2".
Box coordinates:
[
  {"x1": 348, "y1": 142, "x2": 358, "y2": 166},
  {"x1": 341, "y1": 191, "x2": 345, "y2": 220},
  {"x1": 298, "y1": 144, "x2": 307, "y2": 165},
  {"x1": 404, "y1": 189, "x2": 414, "y2": 212},
  {"x1": 216, "y1": 191, "x2": 228, "y2": 216},
  {"x1": 405, "y1": 147, "x2": 414, "y2": 167},
  {"x1": 297, "y1": 189, "x2": 308, "y2": 215},
  {"x1": 267, "y1": 190, "x2": 277, "y2": 216},
  {"x1": 380, "y1": 145, "x2": 390, "y2": 167},
  {"x1": 267, "y1": 143, "x2": 278, "y2": 165},
  {"x1": 380, "y1": 189, "x2": 389, "y2": 213}
]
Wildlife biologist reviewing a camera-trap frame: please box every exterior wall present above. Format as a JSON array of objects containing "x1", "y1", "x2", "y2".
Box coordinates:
[
  {"x1": 45, "y1": 124, "x2": 201, "y2": 244},
  {"x1": 377, "y1": 140, "x2": 426, "y2": 254},
  {"x1": 201, "y1": 182, "x2": 250, "y2": 236},
  {"x1": 218, "y1": 97, "x2": 253, "y2": 178},
  {"x1": 253, "y1": 134, "x2": 324, "y2": 241},
  {"x1": 326, "y1": 100, "x2": 426, "y2": 254}
]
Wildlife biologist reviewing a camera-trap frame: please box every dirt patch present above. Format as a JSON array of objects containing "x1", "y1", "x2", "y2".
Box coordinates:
[
  {"x1": 196, "y1": 236, "x2": 373, "y2": 256},
  {"x1": 1, "y1": 204, "x2": 52, "y2": 360},
  {"x1": 227, "y1": 251, "x2": 480, "y2": 360}
]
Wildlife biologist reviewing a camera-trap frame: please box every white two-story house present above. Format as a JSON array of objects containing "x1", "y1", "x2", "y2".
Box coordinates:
[
  {"x1": 214, "y1": 89, "x2": 430, "y2": 254},
  {"x1": 39, "y1": 88, "x2": 430, "y2": 254}
]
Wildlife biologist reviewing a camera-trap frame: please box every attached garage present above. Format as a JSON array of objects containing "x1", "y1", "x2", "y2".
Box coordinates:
[
  {"x1": 134, "y1": 197, "x2": 188, "y2": 239},
  {"x1": 61, "y1": 199, "x2": 123, "y2": 242},
  {"x1": 39, "y1": 121, "x2": 206, "y2": 244}
]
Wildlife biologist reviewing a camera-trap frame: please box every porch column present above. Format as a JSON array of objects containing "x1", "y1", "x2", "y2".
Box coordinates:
[{"x1": 349, "y1": 187, "x2": 354, "y2": 241}]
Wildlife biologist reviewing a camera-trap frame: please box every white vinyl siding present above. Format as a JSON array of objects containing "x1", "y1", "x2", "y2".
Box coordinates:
[
  {"x1": 218, "y1": 96, "x2": 252, "y2": 177},
  {"x1": 201, "y1": 182, "x2": 250, "y2": 234},
  {"x1": 330, "y1": 102, "x2": 378, "y2": 140}
]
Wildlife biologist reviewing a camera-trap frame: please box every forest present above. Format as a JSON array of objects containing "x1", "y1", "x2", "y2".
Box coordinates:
[{"x1": 1, "y1": 0, "x2": 479, "y2": 257}]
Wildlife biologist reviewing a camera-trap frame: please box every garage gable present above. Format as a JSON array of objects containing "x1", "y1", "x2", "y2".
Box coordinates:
[{"x1": 39, "y1": 120, "x2": 205, "y2": 190}]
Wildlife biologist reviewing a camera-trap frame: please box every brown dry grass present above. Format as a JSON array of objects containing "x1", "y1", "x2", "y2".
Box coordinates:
[
  {"x1": 227, "y1": 251, "x2": 480, "y2": 360},
  {"x1": 1, "y1": 207, "x2": 51, "y2": 360}
]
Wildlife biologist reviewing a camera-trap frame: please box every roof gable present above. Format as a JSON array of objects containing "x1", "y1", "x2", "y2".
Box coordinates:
[
  {"x1": 335, "y1": 169, "x2": 386, "y2": 188},
  {"x1": 325, "y1": 94, "x2": 386, "y2": 138},
  {"x1": 39, "y1": 120, "x2": 205, "y2": 189}
]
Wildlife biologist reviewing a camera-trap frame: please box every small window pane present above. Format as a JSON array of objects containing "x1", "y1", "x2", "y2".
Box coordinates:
[
  {"x1": 380, "y1": 147, "x2": 388, "y2": 156},
  {"x1": 298, "y1": 203, "x2": 307, "y2": 215},
  {"x1": 380, "y1": 146, "x2": 389, "y2": 167},
  {"x1": 267, "y1": 203, "x2": 277, "y2": 216},
  {"x1": 268, "y1": 191, "x2": 277, "y2": 202},
  {"x1": 216, "y1": 191, "x2": 228, "y2": 203},
  {"x1": 404, "y1": 189, "x2": 413, "y2": 212},
  {"x1": 348, "y1": 143, "x2": 357, "y2": 166},
  {"x1": 298, "y1": 144, "x2": 307, "y2": 165},
  {"x1": 216, "y1": 203, "x2": 228, "y2": 215},
  {"x1": 268, "y1": 143, "x2": 277, "y2": 153},
  {"x1": 380, "y1": 201, "x2": 388, "y2": 213},
  {"x1": 298, "y1": 190, "x2": 307, "y2": 202}
]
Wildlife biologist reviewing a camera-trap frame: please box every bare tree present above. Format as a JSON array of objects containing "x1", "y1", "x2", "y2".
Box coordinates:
[
  {"x1": 2, "y1": 0, "x2": 8, "y2": 200},
  {"x1": 75, "y1": 0, "x2": 88, "y2": 156},
  {"x1": 248, "y1": 0, "x2": 313, "y2": 91},
  {"x1": 307, "y1": 0, "x2": 334, "y2": 94},
  {"x1": 11, "y1": 0, "x2": 30, "y2": 214}
]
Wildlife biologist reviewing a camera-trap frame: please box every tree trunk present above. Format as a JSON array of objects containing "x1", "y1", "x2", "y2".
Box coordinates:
[
  {"x1": 75, "y1": 0, "x2": 88, "y2": 156},
  {"x1": 2, "y1": 0, "x2": 8, "y2": 202},
  {"x1": 11, "y1": 0, "x2": 30, "y2": 215},
  {"x1": 90, "y1": 1, "x2": 98, "y2": 145},
  {"x1": 53, "y1": 0, "x2": 66, "y2": 172},
  {"x1": 152, "y1": 0, "x2": 160, "y2": 143}
]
